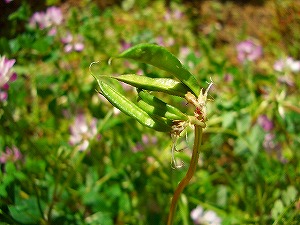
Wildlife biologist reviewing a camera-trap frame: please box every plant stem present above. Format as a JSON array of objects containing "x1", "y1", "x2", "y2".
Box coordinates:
[{"x1": 167, "y1": 125, "x2": 203, "y2": 225}]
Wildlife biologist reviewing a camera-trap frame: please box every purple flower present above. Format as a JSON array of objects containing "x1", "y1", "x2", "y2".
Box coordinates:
[
  {"x1": 191, "y1": 206, "x2": 222, "y2": 225},
  {"x1": 69, "y1": 114, "x2": 98, "y2": 151},
  {"x1": 236, "y1": 40, "x2": 263, "y2": 63},
  {"x1": 120, "y1": 40, "x2": 132, "y2": 51},
  {"x1": 142, "y1": 134, "x2": 158, "y2": 145},
  {"x1": 262, "y1": 133, "x2": 286, "y2": 162},
  {"x1": 5, "y1": 0, "x2": 13, "y2": 3},
  {"x1": 223, "y1": 73, "x2": 233, "y2": 83},
  {"x1": 263, "y1": 133, "x2": 279, "y2": 151},
  {"x1": 257, "y1": 115, "x2": 274, "y2": 132},
  {"x1": 61, "y1": 33, "x2": 84, "y2": 53},
  {"x1": 29, "y1": 6, "x2": 63, "y2": 30},
  {"x1": 274, "y1": 57, "x2": 300, "y2": 73},
  {"x1": 132, "y1": 142, "x2": 144, "y2": 153},
  {"x1": 132, "y1": 135, "x2": 158, "y2": 153},
  {"x1": 0, "y1": 146, "x2": 22, "y2": 164},
  {"x1": 0, "y1": 56, "x2": 17, "y2": 102},
  {"x1": 156, "y1": 36, "x2": 164, "y2": 46}
]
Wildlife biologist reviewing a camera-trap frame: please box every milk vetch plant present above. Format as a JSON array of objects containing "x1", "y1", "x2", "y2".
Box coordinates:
[{"x1": 92, "y1": 43, "x2": 213, "y2": 225}]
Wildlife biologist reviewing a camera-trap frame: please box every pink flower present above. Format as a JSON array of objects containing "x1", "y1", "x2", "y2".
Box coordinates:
[
  {"x1": 61, "y1": 33, "x2": 84, "y2": 53},
  {"x1": 236, "y1": 40, "x2": 263, "y2": 63},
  {"x1": 257, "y1": 115, "x2": 274, "y2": 132},
  {"x1": 155, "y1": 36, "x2": 175, "y2": 47},
  {"x1": 30, "y1": 12, "x2": 48, "y2": 29},
  {"x1": 5, "y1": 0, "x2": 13, "y2": 3},
  {"x1": 191, "y1": 206, "x2": 222, "y2": 225},
  {"x1": 0, "y1": 91, "x2": 8, "y2": 101},
  {"x1": 48, "y1": 27, "x2": 57, "y2": 36},
  {"x1": 0, "y1": 56, "x2": 16, "y2": 86},
  {"x1": 69, "y1": 114, "x2": 98, "y2": 151},
  {"x1": 0, "y1": 146, "x2": 22, "y2": 164},
  {"x1": 46, "y1": 6, "x2": 63, "y2": 26},
  {"x1": 179, "y1": 47, "x2": 191, "y2": 60},
  {"x1": 0, "y1": 55, "x2": 17, "y2": 102},
  {"x1": 173, "y1": 9, "x2": 183, "y2": 19},
  {"x1": 164, "y1": 9, "x2": 183, "y2": 21},
  {"x1": 29, "y1": 6, "x2": 63, "y2": 30},
  {"x1": 274, "y1": 57, "x2": 300, "y2": 73}
]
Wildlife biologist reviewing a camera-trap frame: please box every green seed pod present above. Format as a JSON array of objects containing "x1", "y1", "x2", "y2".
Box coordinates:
[
  {"x1": 137, "y1": 99, "x2": 185, "y2": 121},
  {"x1": 137, "y1": 90, "x2": 188, "y2": 121},
  {"x1": 112, "y1": 74, "x2": 189, "y2": 97},
  {"x1": 97, "y1": 80, "x2": 172, "y2": 132},
  {"x1": 115, "y1": 43, "x2": 201, "y2": 96}
]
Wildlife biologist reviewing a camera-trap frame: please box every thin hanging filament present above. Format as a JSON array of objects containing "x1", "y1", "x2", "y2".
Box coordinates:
[{"x1": 171, "y1": 134, "x2": 184, "y2": 169}]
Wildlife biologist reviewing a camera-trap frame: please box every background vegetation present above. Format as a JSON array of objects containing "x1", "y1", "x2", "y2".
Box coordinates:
[{"x1": 0, "y1": 0, "x2": 299, "y2": 224}]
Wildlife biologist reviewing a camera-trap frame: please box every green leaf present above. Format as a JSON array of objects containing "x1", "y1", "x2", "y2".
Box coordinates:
[
  {"x1": 119, "y1": 192, "x2": 131, "y2": 213},
  {"x1": 216, "y1": 185, "x2": 228, "y2": 207},
  {"x1": 0, "y1": 185, "x2": 8, "y2": 198},
  {"x1": 234, "y1": 137, "x2": 248, "y2": 155},
  {"x1": 32, "y1": 36, "x2": 54, "y2": 53},
  {"x1": 8, "y1": 196, "x2": 45, "y2": 224},
  {"x1": 282, "y1": 186, "x2": 298, "y2": 206},
  {"x1": 248, "y1": 124, "x2": 264, "y2": 156},
  {"x1": 271, "y1": 199, "x2": 284, "y2": 220},
  {"x1": 8, "y1": 3, "x2": 30, "y2": 21},
  {"x1": 9, "y1": 38, "x2": 21, "y2": 54},
  {"x1": 25, "y1": 158, "x2": 46, "y2": 174},
  {"x1": 85, "y1": 212, "x2": 113, "y2": 225},
  {"x1": 115, "y1": 43, "x2": 201, "y2": 96},
  {"x1": 236, "y1": 114, "x2": 251, "y2": 134},
  {"x1": 137, "y1": 90, "x2": 188, "y2": 120},
  {"x1": 222, "y1": 111, "x2": 236, "y2": 128},
  {"x1": 108, "y1": 74, "x2": 190, "y2": 97},
  {"x1": 96, "y1": 80, "x2": 172, "y2": 132}
]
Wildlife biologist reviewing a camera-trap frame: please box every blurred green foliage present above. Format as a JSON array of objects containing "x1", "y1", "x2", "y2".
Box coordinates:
[{"x1": 0, "y1": 0, "x2": 299, "y2": 224}]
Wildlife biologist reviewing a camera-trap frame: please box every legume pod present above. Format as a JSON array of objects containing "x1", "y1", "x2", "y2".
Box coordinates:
[
  {"x1": 137, "y1": 90, "x2": 188, "y2": 121},
  {"x1": 111, "y1": 74, "x2": 189, "y2": 97},
  {"x1": 115, "y1": 43, "x2": 201, "y2": 96},
  {"x1": 97, "y1": 80, "x2": 172, "y2": 132}
]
